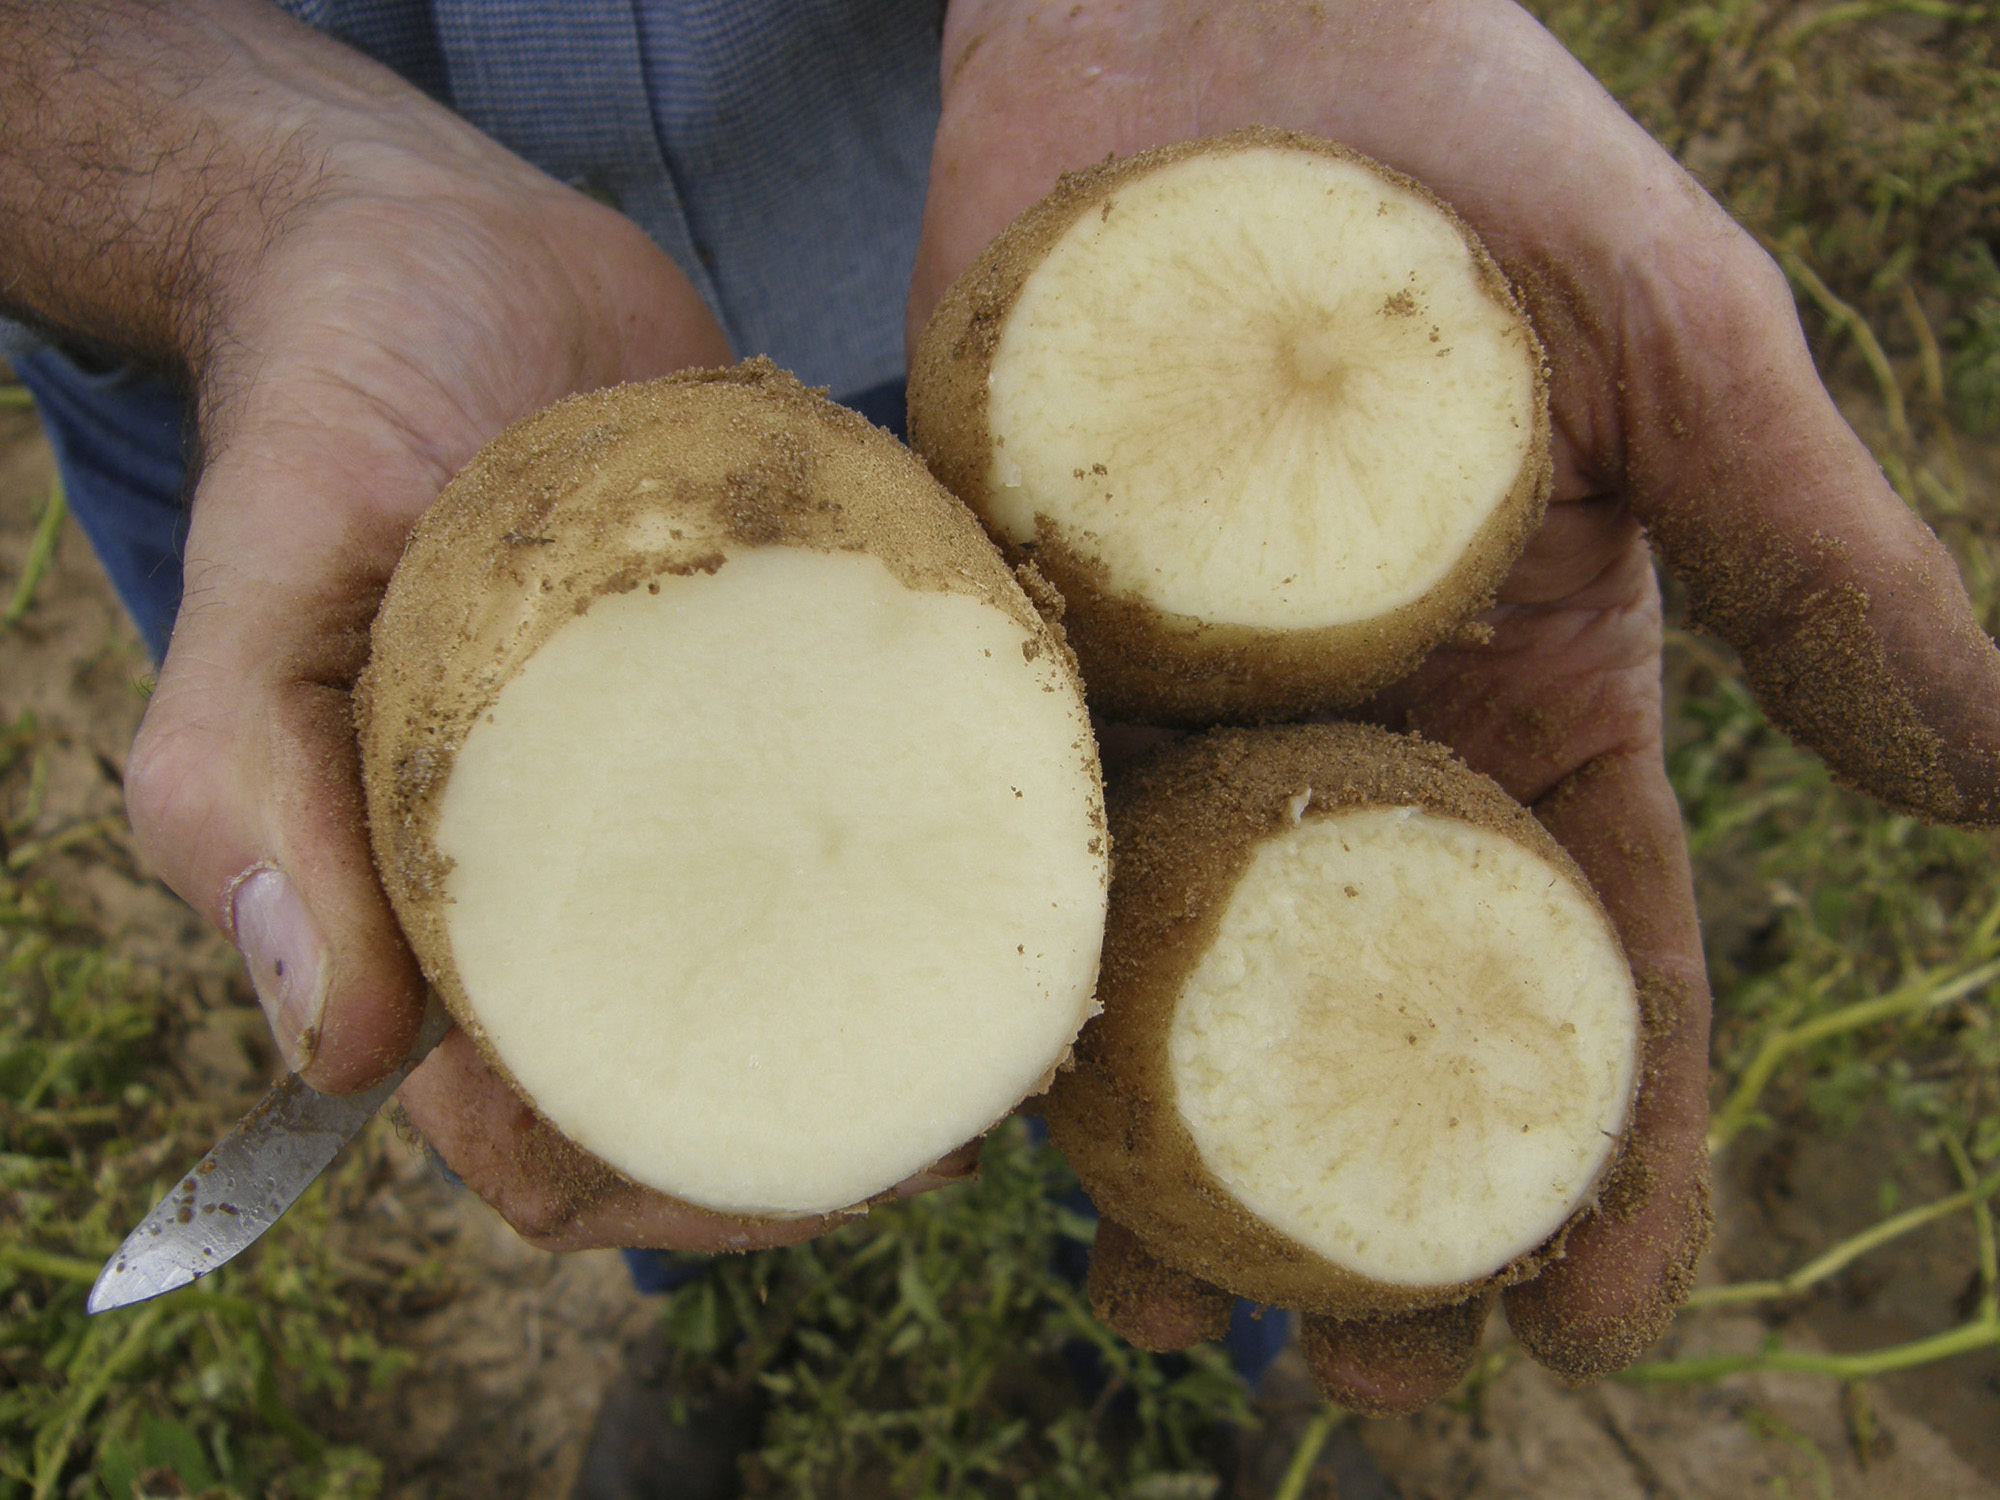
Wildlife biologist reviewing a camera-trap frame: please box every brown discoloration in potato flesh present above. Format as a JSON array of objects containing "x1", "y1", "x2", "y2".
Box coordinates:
[
  {"x1": 1044, "y1": 723, "x2": 1637, "y2": 1319},
  {"x1": 908, "y1": 126, "x2": 1552, "y2": 725}
]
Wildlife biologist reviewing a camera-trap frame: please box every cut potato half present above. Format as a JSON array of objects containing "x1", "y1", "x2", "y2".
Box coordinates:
[
  {"x1": 1045, "y1": 725, "x2": 1638, "y2": 1316},
  {"x1": 911, "y1": 128, "x2": 1550, "y2": 724},
  {"x1": 358, "y1": 361, "x2": 1109, "y2": 1218}
]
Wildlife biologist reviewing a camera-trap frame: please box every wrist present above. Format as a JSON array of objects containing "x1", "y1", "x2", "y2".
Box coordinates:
[{"x1": 0, "y1": 3, "x2": 295, "y2": 369}]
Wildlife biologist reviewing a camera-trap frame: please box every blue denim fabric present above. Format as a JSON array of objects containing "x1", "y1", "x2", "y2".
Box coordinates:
[
  {"x1": 619, "y1": 1246, "x2": 714, "y2": 1294},
  {"x1": 9, "y1": 350, "x2": 190, "y2": 664},
  {"x1": 9, "y1": 0, "x2": 942, "y2": 651}
]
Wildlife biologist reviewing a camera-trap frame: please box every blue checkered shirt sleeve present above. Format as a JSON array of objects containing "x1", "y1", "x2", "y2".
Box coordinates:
[{"x1": 274, "y1": 0, "x2": 944, "y2": 397}]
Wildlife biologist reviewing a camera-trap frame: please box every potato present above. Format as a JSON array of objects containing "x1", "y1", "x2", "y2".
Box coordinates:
[
  {"x1": 910, "y1": 127, "x2": 1550, "y2": 724},
  {"x1": 1043, "y1": 724, "x2": 1639, "y2": 1318},
  {"x1": 356, "y1": 360, "x2": 1108, "y2": 1219}
]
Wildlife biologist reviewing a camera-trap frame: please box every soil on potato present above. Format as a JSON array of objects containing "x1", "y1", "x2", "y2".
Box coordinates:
[{"x1": 3, "y1": 379, "x2": 1996, "y2": 1497}]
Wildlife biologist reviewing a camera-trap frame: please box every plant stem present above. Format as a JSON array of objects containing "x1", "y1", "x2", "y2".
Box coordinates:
[
  {"x1": 4, "y1": 814, "x2": 121, "y2": 873},
  {"x1": 1622, "y1": 1316, "x2": 2000, "y2": 1384},
  {"x1": 18, "y1": 1039, "x2": 84, "y2": 1111},
  {"x1": 1709, "y1": 953, "x2": 2000, "y2": 1154},
  {"x1": 1897, "y1": 279, "x2": 1949, "y2": 410},
  {"x1": 1773, "y1": 239, "x2": 1910, "y2": 447},
  {"x1": 1273, "y1": 1405, "x2": 1341, "y2": 1500},
  {"x1": 31, "y1": 1302, "x2": 164, "y2": 1500},
  {"x1": 1783, "y1": 1, "x2": 1997, "y2": 50},
  {"x1": 1943, "y1": 1135, "x2": 1999, "y2": 1323},
  {"x1": 1686, "y1": 1163, "x2": 2000, "y2": 1308},
  {"x1": 0, "y1": 1245, "x2": 105, "y2": 1284},
  {"x1": 2, "y1": 475, "x2": 67, "y2": 631},
  {"x1": 10, "y1": 1102, "x2": 123, "y2": 1129}
]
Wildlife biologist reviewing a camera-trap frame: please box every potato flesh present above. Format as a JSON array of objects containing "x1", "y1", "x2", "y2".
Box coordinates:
[
  {"x1": 1169, "y1": 807, "x2": 1637, "y2": 1286},
  {"x1": 435, "y1": 547, "x2": 1106, "y2": 1217},
  {"x1": 985, "y1": 148, "x2": 1538, "y2": 630}
]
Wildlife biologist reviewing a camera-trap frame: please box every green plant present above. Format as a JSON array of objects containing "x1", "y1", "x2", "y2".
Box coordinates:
[
  {"x1": 0, "y1": 709, "x2": 414, "y2": 1500},
  {"x1": 652, "y1": 1119, "x2": 1255, "y2": 1499}
]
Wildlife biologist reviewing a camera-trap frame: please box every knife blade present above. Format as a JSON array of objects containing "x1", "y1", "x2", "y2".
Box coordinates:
[{"x1": 87, "y1": 997, "x2": 454, "y2": 1314}]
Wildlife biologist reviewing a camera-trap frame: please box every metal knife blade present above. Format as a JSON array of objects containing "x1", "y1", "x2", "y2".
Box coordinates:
[{"x1": 88, "y1": 997, "x2": 453, "y2": 1314}]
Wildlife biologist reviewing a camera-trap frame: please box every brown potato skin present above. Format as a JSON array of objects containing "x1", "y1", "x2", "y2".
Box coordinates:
[
  {"x1": 1043, "y1": 723, "x2": 1632, "y2": 1318},
  {"x1": 908, "y1": 127, "x2": 1551, "y2": 725},
  {"x1": 355, "y1": 360, "x2": 1097, "y2": 1214}
]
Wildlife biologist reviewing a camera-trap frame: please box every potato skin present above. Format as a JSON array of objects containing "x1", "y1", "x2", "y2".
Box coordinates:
[
  {"x1": 1043, "y1": 723, "x2": 1630, "y2": 1318},
  {"x1": 908, "y1": 127, "x2": 1551, "y2": 726},
  {"x1": 356, "y1": 360, "x2": 1095, "y2": 1210}
]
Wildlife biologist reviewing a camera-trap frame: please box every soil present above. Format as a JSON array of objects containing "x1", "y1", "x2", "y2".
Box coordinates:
[{"x1": 3, "y1": 385, "x2": 1996, "y2": 1498}]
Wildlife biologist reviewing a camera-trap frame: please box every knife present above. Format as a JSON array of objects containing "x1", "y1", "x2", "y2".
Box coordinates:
[{"x1": 87, "y1": 997, "x2": 454, "y2": 1314}]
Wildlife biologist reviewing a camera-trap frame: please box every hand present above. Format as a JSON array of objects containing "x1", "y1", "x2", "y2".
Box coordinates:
[
  {"x1": 908, "y1": 0, "x2": 2000, "y2": 1407},
  {"x1": 91, "y1": 2, "x2": 825, "y2": 1251}
]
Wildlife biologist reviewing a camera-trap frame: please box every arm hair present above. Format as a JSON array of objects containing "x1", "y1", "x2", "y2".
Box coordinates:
[{"x1": 0, "y1": 0, "x2": 324, "y2": 375}]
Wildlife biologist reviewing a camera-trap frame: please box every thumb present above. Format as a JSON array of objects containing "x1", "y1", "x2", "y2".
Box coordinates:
[
  {"x1": 1602, "y1": 233, "x2": 2000, "y2": 823},
  {"x1": 125, "y1": 439, "x2": 433, "y2": 1094}
]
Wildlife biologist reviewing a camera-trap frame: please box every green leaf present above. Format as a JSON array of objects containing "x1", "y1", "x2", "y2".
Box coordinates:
[
  {"x1": 92, "y1": 1434, "x2": 139, "y2": 1500},
  {"x1": 136, "y1": 1416, "x2": 216, "y2": 1491},
  {"x1": 895, "y1": 1258, "x2": 947, "y2": 1335}
]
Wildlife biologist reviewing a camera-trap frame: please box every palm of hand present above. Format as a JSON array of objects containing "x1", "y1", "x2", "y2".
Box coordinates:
[{"x1": 909, "y1": 0, "x2": 2000, "y2": 1407}]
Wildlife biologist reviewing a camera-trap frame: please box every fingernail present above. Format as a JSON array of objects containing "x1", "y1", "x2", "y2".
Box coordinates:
[
  {"x1": 891, "y1": 1162, "x2": 981, "y2": 1201},
  {"x1": 932, "y1": 1138, "x2": 984, "y2": 1178},
  {"x1": 231, "y1": 867, "x2": 328, "y2": 1071}
]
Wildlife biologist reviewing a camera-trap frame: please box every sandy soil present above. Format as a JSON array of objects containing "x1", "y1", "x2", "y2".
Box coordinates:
[{"x1": 2, "y1": 388, "x2": 1995, "y2": 1499}]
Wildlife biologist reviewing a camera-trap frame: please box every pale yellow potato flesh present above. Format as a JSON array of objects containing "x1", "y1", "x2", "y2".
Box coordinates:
[
  {"x1": 985, "y1": 147, "x2": 1540, "y2": 631},
  {"x1": 1169, "y1": 806, "x2": 1638, "y2": 1287},
  {"x1": 435, "y1": 546, "x2": 1107, "y2": 1217}
]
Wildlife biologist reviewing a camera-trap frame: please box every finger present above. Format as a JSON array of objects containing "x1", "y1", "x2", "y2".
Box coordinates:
[
  {"x1": 1087, "y1": 1216, "x2": 1232, "y2": 1352},
  {"x1": 1298, "y1": 1295, "x2": 1492, "y2": 1415},
  {"x1": 126, "y1": 461, "x2": 427, "y2": 1094},
  {"x1": 1369, "y1": 526, "x2": 1712, "y2": 1378},
  {"x1": 1578, "y1": 226, "x2": 2000, "y2": 825},
  {"x1": 396, "y1": 1028, "x2": 839, "y2": 1253},
  {"x1": 123, "y1": 223, "x2": 732, "y2": 1096},
  {"x1": 893, "y1": 1136, "x2": 985, "y2": 1199},
  {"x1": 1502, "y1": 746, "x2": 1714, "y2": 1381}
]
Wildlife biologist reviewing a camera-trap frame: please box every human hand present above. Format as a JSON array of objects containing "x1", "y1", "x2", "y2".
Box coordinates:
[
  {"x1": 907, "y1": 0, "x2": 2000, "y2": 1408},
  {"x1": 71, "y1": 1, "x2": 829, "y2": 1251}
]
